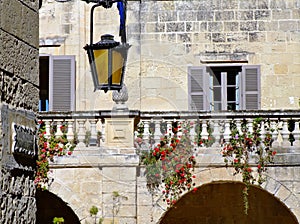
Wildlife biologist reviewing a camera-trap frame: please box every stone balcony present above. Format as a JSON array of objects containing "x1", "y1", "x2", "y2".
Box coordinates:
[{"x1": 37, "y1": 110, "x2": 300, "y2": 167}]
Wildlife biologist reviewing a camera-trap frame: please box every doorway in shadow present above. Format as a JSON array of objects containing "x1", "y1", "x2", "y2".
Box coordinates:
[
  {"x1": 160, "y1": 181, "x2": 298, "y2": 224},
  {"x1": 36, "y1": 189, "x2": 80, "y2": 224}
]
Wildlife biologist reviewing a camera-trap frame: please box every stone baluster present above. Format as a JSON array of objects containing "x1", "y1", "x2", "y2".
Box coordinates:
[
  {"x1": 211, "y1": 119, "x2": 221, "y2": 147},
  {"x1": 260, "y1": 120, "x2": 266, "y2": 146},
  {"x1": 200, "y1": 120, "x2": 209, "y2": 141},
  {"x1": 293, "y1": 120, "x2": 300, "y2": 148},
  {"x1": 189, "y1": 119, "x2": 197, "y2": 147},
  {"x1": 143, "y1": 120, "x2": 150, "y2": 144},
  {"x1": 223, "y1": 120, "x2": 231, "y2": 143},
  {"x1": 271, "y1": 119, "x2": 280, "y2": 148},
  {"x1": 281, "y1": 119, "x2": 291, "y2": 148},
  {"x1": 89, "y1": 119, "x2": 97, "y2": 146},
  {"x1": 55, "y1": 120, "x2": 63, "y2": 138},
  {"x1": 236, "y1": 119, "x2": 242, "y2": 135},
  {"x1": 177, "y1": 119, "x2": 184, "y2": 139},
  {"x1": 100, "y1": 119, "x2": 105, "y2": 144},
  {"x1": 166, "y1": 120, "x2": 173, "y2": 138},
  {"x1": 246, "y1": 119, "x2": 254, "y2": 135},
  {"x1": 77, "y1": 119, "x2": 86, "y2": 145},
  {"x1": 44, "y1": 120, "x2": 51, "y2": 139},
  {"x1": 66, "y1": 119, "x2": 74, "y2": 142},
  {"x1": 153, "y1": 119, "x2": 161, "y2": 144}
]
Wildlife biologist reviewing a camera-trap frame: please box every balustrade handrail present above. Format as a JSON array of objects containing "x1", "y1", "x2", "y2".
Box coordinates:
[
  {"x1": 37, "y1": 109, "x2": 300, "y2": 149},
  {"x1": 139, "y1": 110, "x2": 300, "y2": 119},
  {"x1": 37, "y1": 109, "x2": 300, "y2": 120}
]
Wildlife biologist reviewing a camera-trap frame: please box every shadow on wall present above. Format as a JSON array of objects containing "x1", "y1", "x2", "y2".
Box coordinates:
[
  {"x1": 36, "y1": 189, "x2": 80, "y2": 224},
  {"x1": 160, "y1": 181, "x2": 298, "y2": 224}
]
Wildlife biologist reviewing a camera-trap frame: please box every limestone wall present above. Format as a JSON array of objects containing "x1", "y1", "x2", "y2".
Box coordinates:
[
  {"x1": 39, "y1": 0, "x2": 300, "y2": 111},
  {"x1": 0, "y1": 0, "x2": 39, "y2": 223},
  {"x1": 48, "y1": 146, "x2": 300, "y2": 224}
]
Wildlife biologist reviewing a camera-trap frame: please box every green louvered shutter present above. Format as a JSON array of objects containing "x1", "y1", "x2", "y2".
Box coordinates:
[
  {"x1": 188, "y1": 67, "x2": 210, "y2": 111},
  {"x1": 241, "y1": 65, "x2": 260, "y2": 110},
  {"x1": 49, "y1": 55, "x2": 75, "y2": 111}
]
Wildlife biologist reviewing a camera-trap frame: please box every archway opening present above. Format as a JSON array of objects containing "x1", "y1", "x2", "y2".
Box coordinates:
[
  {"x1": 36, "y1": 189, "x2": 80, "y2": 224},
  {"x1": 160, "y1": 181, "x2": 298, "y2": 224}
]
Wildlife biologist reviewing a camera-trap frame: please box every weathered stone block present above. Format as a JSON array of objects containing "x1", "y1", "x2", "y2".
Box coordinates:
[
  {"x1": 215, "y1": 11, "x2": 235, "y2": 21},
  {"x1": 240, "y1": 21, "x2": 257, "y2": 31},
  {"x1": 255, "y1": 10, "x2": 271, "y2": 20},
  {"x1": 197, "y1": 11, "x2": 214, "y2": 21},
  {"x1": 208, "y1": 22, "x2": 223, "y2": 32},
  {"x1": 166, "y1": 22, "x2": 185, "y2": 32},
  {"x1": 237, "y1": 11, "x2": 254, "y2": 20},
  {"x1": 158, "y1": 11, "x2": 177, "y2": 22},
  {"x1": 279, "y1": 20, "x2": 298, "y2": 31}
]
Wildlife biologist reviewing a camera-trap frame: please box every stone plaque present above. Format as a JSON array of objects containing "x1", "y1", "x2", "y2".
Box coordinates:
[
  {"x1": 1, "y1": 104, "x2": 37, "y2": 168},
  {"x1": 11, "y1": 123, "x2": 36, "y2": 157}
]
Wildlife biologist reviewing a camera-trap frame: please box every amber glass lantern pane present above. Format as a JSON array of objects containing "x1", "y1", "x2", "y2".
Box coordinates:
[
  {"x1": 94, "y1": 49, "x2": 108, "y2": 85},
  {"x1": 112, "y1": 50, "x2": 124, "y2": 85}
]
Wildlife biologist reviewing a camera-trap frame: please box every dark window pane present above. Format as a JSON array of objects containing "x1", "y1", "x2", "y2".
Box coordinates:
[
  {"x1": 227, "y1": 87, "x2": 236, "y2": 101},
  {"x1": 213, "y1": 87, "x2": 221, "y2": 101},
  {"x1": 214, "y1": 102, "x2": 222, "y2": 111},
  {"x1": 227, "y1": 72, "x2": 237, "y2": 85},
  {"x1": 213, "y1": 73, "x2": 221, "y2": 86},
  {"x1": 227, "y1": 103, "x2": 236, "y2": 110}
]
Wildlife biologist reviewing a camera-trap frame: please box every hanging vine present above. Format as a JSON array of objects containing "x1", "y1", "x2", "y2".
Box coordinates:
[
  {"x1": 221, "y1": 118, "x2": 276, "y2": 214},
  {"x1": 140, "y1": 121, "x2": 197, "y2": 207}
]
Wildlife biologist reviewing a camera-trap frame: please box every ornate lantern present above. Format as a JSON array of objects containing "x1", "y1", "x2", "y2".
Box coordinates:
[{"x1": 83, "y1": 0, "x2": 130, "y2": 92}]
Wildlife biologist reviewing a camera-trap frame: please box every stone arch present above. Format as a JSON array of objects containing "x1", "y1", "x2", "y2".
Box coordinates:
[
  {"x1": 192, "y1": 167, "x2": 300, "y2": 213},
  {"x1": 36, "y1": 189, "x2": 80, "y2": 224},
  {"x1": 159, "y1": 181, "x2": 298, "y2": 224}
]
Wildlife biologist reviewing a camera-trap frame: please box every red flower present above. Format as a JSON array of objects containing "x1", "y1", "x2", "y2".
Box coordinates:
[
  {"x1": 257, "y1": 164, "x2": 261, "y2": 169},
  {"x1": 272, "y1": 151, "x2": 277, "y2": 156},
  {"x1": 67, "y1": 151, "x2": 72, "y2": 155},
  {"x1": 192, "y1": 187, "x2": 198, "y2": 193}
]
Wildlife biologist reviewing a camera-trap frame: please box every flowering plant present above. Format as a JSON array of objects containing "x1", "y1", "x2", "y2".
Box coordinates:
[
  {"x1": 140, "y1": 121, "x2": 197, "y2": 206},
  {"x1": 221, "y1": 118, "x2": 276, "y2": 214},
  {"x1": 35, "y1": 121, "x2": 77, "y2": 189}
]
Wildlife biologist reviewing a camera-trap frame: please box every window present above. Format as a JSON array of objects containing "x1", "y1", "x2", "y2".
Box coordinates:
[
  {"x1": 188, "y1": 65, "x2": 260, "y2": 111},
  {"x1": 39, "y1": 55, "x2": 75, "y2": 112}
]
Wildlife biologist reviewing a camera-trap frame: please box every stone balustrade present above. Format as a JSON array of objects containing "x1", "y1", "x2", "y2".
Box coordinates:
[
  {"x1": 136, "y1": 111, "x2": 300, "y2": 151},
  {"x1": 38, "y1": 110, "x2": 300, "y2": 151}
]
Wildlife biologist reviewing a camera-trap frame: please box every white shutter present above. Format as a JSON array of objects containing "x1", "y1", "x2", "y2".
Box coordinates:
[
  {"x1": 49, "y1": 55, "x2": 75, "y2": 111},
  {"x1": 241, "y1": 65, "x2": 261, "y2": 110},
  {"x1": 188, "y1": 67, "x2": 209, "y2": 111}
]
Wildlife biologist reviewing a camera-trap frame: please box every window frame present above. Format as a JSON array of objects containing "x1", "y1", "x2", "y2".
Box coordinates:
[{"x1": 188, "y1": 64, "x2": 260, "y2": 111}]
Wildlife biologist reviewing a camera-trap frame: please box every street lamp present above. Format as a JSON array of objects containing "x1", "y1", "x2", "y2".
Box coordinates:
[{"x1": 83, "y1": 0, "x2": 130, "y2": 92}]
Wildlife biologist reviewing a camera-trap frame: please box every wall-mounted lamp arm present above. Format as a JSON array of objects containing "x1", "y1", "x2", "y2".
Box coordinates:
[{"x1": 81, "y1": 0, "x2": 121, "y2": 8}]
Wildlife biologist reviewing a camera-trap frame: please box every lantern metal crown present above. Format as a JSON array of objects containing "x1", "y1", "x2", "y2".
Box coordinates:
[{"x1": 83, "y1": 0, "x2": 130, "y2": 92}]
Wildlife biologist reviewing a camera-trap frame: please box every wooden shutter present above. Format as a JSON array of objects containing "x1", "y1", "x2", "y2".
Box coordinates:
[
  {"x1": 49, "y1": 55, "x2": 75, "y2": 111},
  {"x1": 188, "y1": 67, "x2": 209, "y2": 111},
  {"x1": 241, "y1": 65, "x2": 260, "y2": 110}
]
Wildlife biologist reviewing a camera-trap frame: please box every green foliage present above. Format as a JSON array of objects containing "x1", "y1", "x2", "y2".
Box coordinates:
[
  {"x1": 221, "y1": 118, "x2": 276, "y2": 214},
  {"x1": 53, "y1": 217, "x2": 64, "y2": 224},
  {"x1": 84, "y1": 130, "x2": 91, "y2": 146},
  {"x1": 35, "y1": 121, "x2": 77, "y2": 189},
  {"x1": 141, "y1": 121, "x2": 197, "y2": 206},
  {"x1": 89, "y1": 206, "x2": 99, "y2": 216}
]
